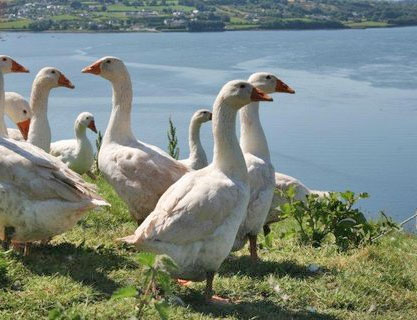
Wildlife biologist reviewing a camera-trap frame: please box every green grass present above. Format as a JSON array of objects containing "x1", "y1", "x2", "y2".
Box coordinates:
[
  {"x1": 0, "y1": 19, "x2": 30, "y2": 29},
  {"x1": 346, "y1": 21, "x2": 392, "y2": 28},
  {"x1": 51, "y1": 14, "x2": 80, "y2": 22},
  {"x1": 1, "y1": 176, "x2": 416, "y2": 319}
]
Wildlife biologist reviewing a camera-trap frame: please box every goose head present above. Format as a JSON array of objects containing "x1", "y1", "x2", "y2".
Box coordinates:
[
  {"x1": 192, "y1": 109, "x2": 212, "y2": 123},
  {"x1": 34, "y1": 67, "x2": 75, "y2": 90},
  {"x1": 248, "y1": 72, "x2": 295, "y2": 95},
  {"x1": 5, "y1": 99, "x2": 32, "y2": 140},
  {"x1": 76, "y1": 112, "x2": 97, "y2": 133},
  {"x1": 0, "y1": 55, "x2": 29, "y2": 74},
  {"x1": 219, "y1": 80, "x2": 273, "y2": 109},
  {"x1": 81, "y1": 56, "x2": 128, "y2": 82}
]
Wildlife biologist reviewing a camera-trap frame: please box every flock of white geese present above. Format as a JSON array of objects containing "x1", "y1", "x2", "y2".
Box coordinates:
[{"x1": 0, "y1": 55, "x2": 328, "y2": 303}]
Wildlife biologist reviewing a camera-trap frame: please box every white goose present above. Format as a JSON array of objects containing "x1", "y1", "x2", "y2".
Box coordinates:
[
  {"x1": 81, "y1": 57, "x2": 190, "y2": 225},
  {"x1": 232, "y1": 72, "x2": 295, "y2": 260},
  {"x1": 27, "y1": 67, "x2": 74, "y2": 152},
  {"x1": 0, "y1": 56, "x2": 109, "y2": 255},
  {"x1": 4, "y1": 92, "x2": 32, "y2": 140},
  {"x1": 50, "y1": 112, "x2": 97, "y2": 175},
  {"x1": 179, "y1": 109, "x2": 212, "y2": 170},
  {"x1": 120, "y1": 80, "x2": 273, "y2": 302}
]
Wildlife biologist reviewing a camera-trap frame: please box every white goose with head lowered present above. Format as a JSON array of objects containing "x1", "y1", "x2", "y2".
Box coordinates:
[
  {"x1": 232, "y1": 72, "x2": 295, "y2": 260},
  {"x1": 0, "y1": 55, "x2": 109, "y2": 255},
  {"x1": 81, "y1": 57, "x2": 190, "y2": 225},
  {"x1": 4, "y1": 92, "x2": 32, "y2": 141},
  {"x1": 179, "y1": 109, "x2": 212, "y2": 170},
  {"x1": 27, "y1": 67, "x2": 74, "y2": 153},
  {"x1": 50, "y1": 112, "x2": 97, "y2": 175},
  {"x1": 120, "y1": 80, "x2": 273, "y2": 303}
]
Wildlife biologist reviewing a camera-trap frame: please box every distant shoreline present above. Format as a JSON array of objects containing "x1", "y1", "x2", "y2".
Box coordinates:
[{"x1": 1, "y1": 24, "x2": 415, "y2": 34}]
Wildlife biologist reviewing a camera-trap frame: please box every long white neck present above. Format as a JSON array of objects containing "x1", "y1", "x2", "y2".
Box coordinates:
[
  {"x1": 75, "y1": 122, "x2": 88, "y2": 146},
  {"x1": 187, "y1": 119, "x2": 208, "y2": 169},
  {"x1": 239, "y1": 102, "x2": 270, "y2": 161},
  {"x1": 0, "y1": 71, "x2": 8, "y2": 137},
  {"x1": 212, "y1": 99, "x2": 247, "y2": 181},
  {"x1": 103, "y1": 73, "x2": 135, "y2": 145},
  {"x1": 27, "y1": 80, "x2": 52, "y2": 152}
]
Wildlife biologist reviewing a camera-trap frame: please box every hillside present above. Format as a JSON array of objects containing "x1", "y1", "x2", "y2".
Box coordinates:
[{"x1": 1, "y1": 0, "x2": 417, "y2": 32}]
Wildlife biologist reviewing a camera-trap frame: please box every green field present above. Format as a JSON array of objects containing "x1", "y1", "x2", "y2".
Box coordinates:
[
  {"x1": 0, "y1": 19, "x2": 30, "y2": 29},
  {"x1": 345, "y1": 21, "x2": 392, "y2": 28},
  {"x1": 0, "y1": 176, "x2": 416, "y2": 319}
]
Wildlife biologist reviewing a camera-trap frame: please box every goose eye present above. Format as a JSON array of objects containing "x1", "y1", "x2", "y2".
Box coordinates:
[
  {"x1": 266, "y1": 75, "x2": 271, "y2": 79},
  {"x1": 2, "y1": 58, "x2": 6, "y2": 61},
  {"x1": 23, "y1": 110, "x2": 27, "y2": 114},
  {"x1": 240, "y1": 84, "x2": 245, "y2": 89},
  {"x1": 51, "y1": 70, "x2": 56, "y2": 74},
  {"x1": 106, "y1": 60, "x2": 111, "y2": 64}
]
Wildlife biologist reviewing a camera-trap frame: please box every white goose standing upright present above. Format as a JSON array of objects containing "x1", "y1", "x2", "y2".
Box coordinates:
[
  {"x1": 27, "y1": 67, "x2": 75, "y2": 152},
  {"x1": 120, "y1": 80, "x2": 273, "y2": 302},
  {"x1": 81, "y1": 57, "x2": 190, "y2": 224},
  {"x1": 232, "y1": 72, "x2": 295, "y2": 260},
  {"x1": 50, "y1": 112, "x2": 97, "y2": 175},
  {"x1": 179, "y1": 109, "x2": 212, "y2": 170},
  {"x1": 4, "y1": 92, "x2": 32, "y2": 140},
  {"x1": 0, "y1": 56, "x2": 109, "y2": 255}
]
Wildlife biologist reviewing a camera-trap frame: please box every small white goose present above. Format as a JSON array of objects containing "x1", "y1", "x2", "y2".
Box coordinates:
[
  {"x1": 50, "y1": 112, "x2": 97, "y2": 175},
  {"x1": 82, "y1": 57, "x2": 190, "y2": 225},
  {"x1": 232, "y1": 72, "x2": 295, "y2": 260},
  {"x1": 27, "y1": 67, "x2": 74, "y2": 152},
  {"x1": 0, "y1": 56, "x2": 109, "y2": 255},
  {"x1": 120, "y1": 80, "x2": 273, "y2": 303},
  {"x1": 179, "y1": 109, "x2": 212, "y2": 170},
  {"x1": 4, "y1": 92, "x2": 32, "y2": 140}
]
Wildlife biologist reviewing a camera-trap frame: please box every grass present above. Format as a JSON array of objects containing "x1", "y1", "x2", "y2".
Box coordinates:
[
  {"x1": 0, "y1": 176, "x2": 416, "y2": 319},
  {"x1": 345, "y1": 21, "x2": 392, "y2": 28},
  {"x1": 0, "y1": 19, "x2": 30, "y2": 29}
]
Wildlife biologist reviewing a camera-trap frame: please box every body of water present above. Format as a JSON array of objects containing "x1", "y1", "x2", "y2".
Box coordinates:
[{"x1": 1, "y1": 27, "x2": 416, "y2": 224}]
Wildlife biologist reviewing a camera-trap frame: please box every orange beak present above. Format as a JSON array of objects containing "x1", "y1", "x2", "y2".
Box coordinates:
[
  {"x1": 251, "y1": 87, "x2": 273, "y2": 102},
  {"x1": 11, "y1": 60, "x2": 29, "y2": 73},
  {"x1": 276, "y1": 80, "x2": 295, "y2": 94},
  {"x1": 58, "y1": 73, "x2": 75, "y2": 89},
  {"x1": 81, "y1": 60, "x2": 102, "y2": 75},
  {"x1": 87, "y1": 120, "x2": 97, "y2": 133},
  {"x1": 17, "y1": 119, "x2": 30, "y2": 140}
]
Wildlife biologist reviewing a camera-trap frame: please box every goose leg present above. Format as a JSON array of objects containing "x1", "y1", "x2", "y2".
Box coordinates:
[
  {"x1": 86, "y1": 170, "x2": 97, "y2": 180},
  {"x1": 205, "y1": 272, "x2": 230, "y2": 304},
  {"x1": 263, "y1": 225, "x2": 271, "y2": 236},
  {"x1": 248, "y1": 234, "x2": 258, "y2": 261},
  {"x1": 2, "y1": 226, "x2": 15, "y2": 250},
  {"x1": 23, "y1": 242, "x2": 31, "y2": 257}
]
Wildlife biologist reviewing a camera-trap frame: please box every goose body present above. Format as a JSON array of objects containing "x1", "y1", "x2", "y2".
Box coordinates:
[
  {"x1": 179, "y1": 109, "x2": 212, "y2": 170},
  {"x1": 50, "y1": 112, "x2": 97, "y2": 175},
  {"x1": 120, "y1": 80, "x2": 273, "y2": 301},
  {"x1": 0, "y1": 56, "x2": 108, "y2": 249},
  {"x1": 27, "y1": 67, "x2": 74, "y2": 153},
  {"x1": 82, "y1": 57, "x2": 190, "y2": 224},
  {"x1": 232, "y1": 73, "x2": 294, "y2": 259},
  {"x1": 4, "y1": 92, "x2": 31, "y2": 141}
]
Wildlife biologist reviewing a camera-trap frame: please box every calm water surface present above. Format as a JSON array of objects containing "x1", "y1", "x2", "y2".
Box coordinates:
[{"x1": 1, "y1": 28, "x2": 416, "y2": 223}]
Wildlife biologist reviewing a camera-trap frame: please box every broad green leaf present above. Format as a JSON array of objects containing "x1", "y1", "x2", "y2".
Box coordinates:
[
  {"x1": 111, "y1": 286, "x2": 138, "y2": 300},
  {"x1": 154, "y1": 300, "x2": 170, "y2": 320},
  {"x1": 136, "y1": 252, "x2": 157, "y2": 267}
]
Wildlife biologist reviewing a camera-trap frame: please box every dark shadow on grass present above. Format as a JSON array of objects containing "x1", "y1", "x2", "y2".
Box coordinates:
[
  {"x1": 183, "y1": 290, "x2": 340, "y2": 320},
  {"x1": 19, "y1": 243, "x2": 136, "y2": 296},
  {"x1": 219, "y1": 256, "x2": 330, "y2": 279}
]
